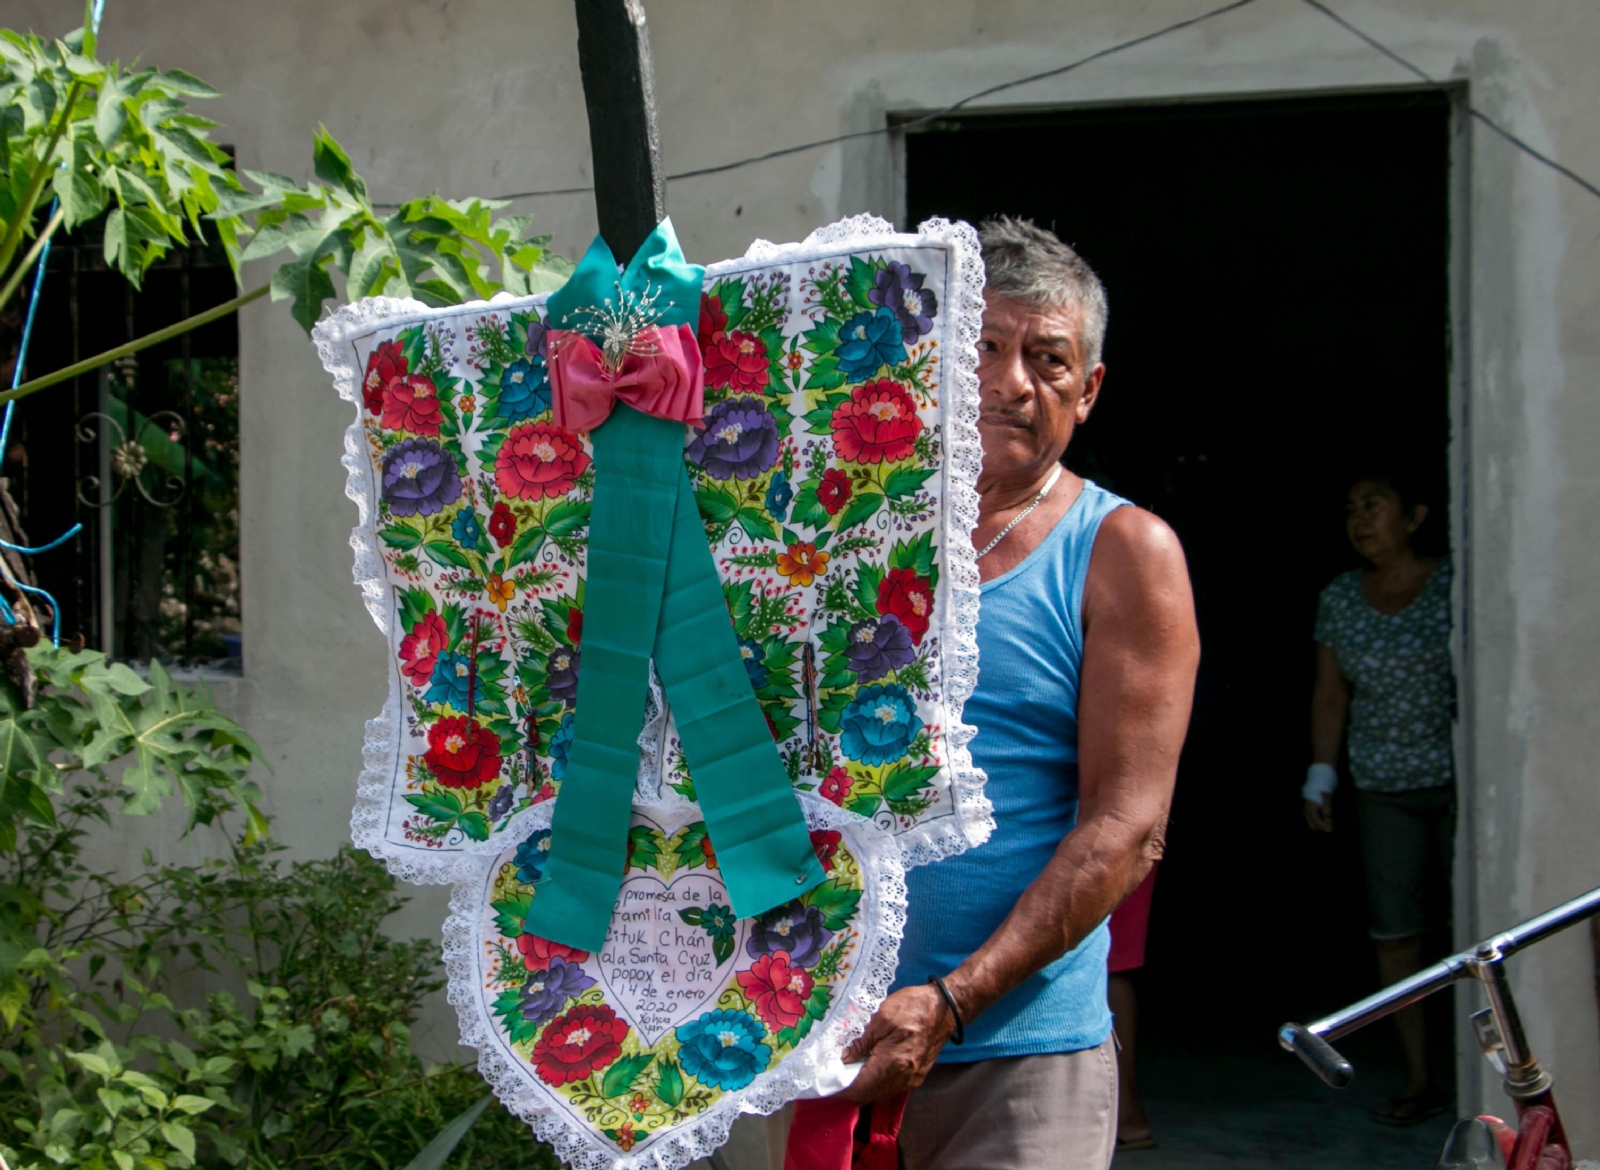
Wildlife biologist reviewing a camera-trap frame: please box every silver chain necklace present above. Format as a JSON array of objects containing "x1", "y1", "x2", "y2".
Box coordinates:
[{"x1": 976, "y1": 465, "x2": 1063, "y2": 560}]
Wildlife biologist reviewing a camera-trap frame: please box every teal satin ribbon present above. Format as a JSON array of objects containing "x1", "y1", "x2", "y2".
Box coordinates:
[{"x1": 521, "y1": 220, "x2": 824, "y2": 953}]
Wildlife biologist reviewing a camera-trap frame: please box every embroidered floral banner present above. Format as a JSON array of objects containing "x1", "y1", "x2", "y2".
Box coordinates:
[{"x1": 314, "y1": 215, "x2": 988, "y2": 1168}]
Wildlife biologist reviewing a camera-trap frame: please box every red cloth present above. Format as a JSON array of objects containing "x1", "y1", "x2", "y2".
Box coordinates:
[
  {"x1": 548, "y1": 322, "x2": 704, "y2": 433},
  {"x1": 785, "y1": 1094, "x2": 908, "y2": 1170},
  {"x1": 1108, "y1": 863, "x2": 1158, "y2": 974}
]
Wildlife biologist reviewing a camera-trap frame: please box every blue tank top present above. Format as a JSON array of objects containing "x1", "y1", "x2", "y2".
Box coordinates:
[{"x1": 892, "y1": 479, "x2": 1129, "y2": 1063}]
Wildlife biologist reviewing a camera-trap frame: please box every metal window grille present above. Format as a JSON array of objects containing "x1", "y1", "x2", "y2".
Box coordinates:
[{"x1": 1, "y1": 219, "x2": 241, "y2": 672}]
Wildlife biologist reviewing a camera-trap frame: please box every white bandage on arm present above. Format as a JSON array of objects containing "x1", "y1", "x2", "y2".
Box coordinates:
[{"x1": 1302, "y1": 762, "x2": 1338, "y2": 802}]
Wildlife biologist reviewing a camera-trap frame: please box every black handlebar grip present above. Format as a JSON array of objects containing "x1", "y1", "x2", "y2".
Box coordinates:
[{"x1": 1279, "y1": 1023, "x2": 1354, "y2": 1088}]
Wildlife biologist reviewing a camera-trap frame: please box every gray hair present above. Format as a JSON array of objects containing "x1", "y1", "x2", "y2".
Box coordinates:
[{"x1": 978, "y1": 216, "x2": 1108, "y2": 370}]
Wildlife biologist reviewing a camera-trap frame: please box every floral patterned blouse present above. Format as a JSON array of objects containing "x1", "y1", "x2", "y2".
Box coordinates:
[{"x1": 1314, "y1": 560, "x2": 1455, "y2": 792}]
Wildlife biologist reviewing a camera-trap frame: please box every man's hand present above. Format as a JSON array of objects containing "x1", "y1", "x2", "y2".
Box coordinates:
[
  {"x1": 1304, "y1": 795, "x2": 1334, "y2": 833},
  {"x1": 837, "y1": 984, "x2": 955, "y2": 1102}
]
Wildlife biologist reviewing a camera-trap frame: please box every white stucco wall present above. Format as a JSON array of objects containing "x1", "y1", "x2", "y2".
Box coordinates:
[{"x1": 13, "y1": 0, "x2": 1600, "y2": 1150}]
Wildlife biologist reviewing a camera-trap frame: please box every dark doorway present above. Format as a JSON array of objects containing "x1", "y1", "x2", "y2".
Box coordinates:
[{"x1": 907, "y1": 91, "x2": 1455, "y2": 1150}]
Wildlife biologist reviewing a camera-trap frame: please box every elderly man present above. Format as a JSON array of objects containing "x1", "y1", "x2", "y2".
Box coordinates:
[{"x1": 838, "y1": 218, "x2": 1200, "y2": 1168}]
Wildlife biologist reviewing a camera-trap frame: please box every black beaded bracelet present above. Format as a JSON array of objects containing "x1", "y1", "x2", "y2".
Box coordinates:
[{"x1": 928, "y1": 975, "x2": 966, "y2": 1045}]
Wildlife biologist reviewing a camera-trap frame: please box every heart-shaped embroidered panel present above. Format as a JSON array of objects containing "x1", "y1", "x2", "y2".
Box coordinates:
[{"x1": 449, "y1": 798, "x2": 903, "y2": 1170}]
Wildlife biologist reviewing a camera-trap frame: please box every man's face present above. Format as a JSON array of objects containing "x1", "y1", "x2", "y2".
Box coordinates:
[{"x1": 976, "y1": 294, "x2": 1104, "y2": 488}]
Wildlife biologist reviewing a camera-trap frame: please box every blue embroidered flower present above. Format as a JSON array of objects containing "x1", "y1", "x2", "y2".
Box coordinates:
[
  {"x1": 452, "y1": 508, "x2": 483, "y2": 550},
  {"x1": 519, "y1": 955, "x2": 595, "y2": 1026},
  {"x1": 515, "y1": 828, "x2": 553, "y2": 883},
  {"x1": 746, "y1": 902, "x2": 833, "y2": 968},
  {"x1": 838, "y1": 683, "x2": 922, "y2": 766},
  {"x1": 835, "y1": 307, "x2": 905, "y2": 382},
  {"x1": 498, "y1": 358, "x2": 551, "y2": 422},
  {"x1": 764, "y1": 472, "x2": 793, "y2": 521},
  {"x1": 548, "y1": 713, "x2": 575, "y2": 782},
  {"x1": 425, "y1": 652, "x2": 480, "y2": 711},
  {"x1": 675, "y1": 1009, "x2": 771, "y2": 1091},
  {"x1": 486, "y1": 783, "x2": 514, "y2": 822},
  {"x1": 738, "y1": 637, "x2": 769, "y2": 692}
]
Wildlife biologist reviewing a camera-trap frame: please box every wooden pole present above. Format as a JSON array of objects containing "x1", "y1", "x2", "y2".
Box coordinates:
[{"x1": 573, "y1": 0, "x2": 667, "y2": 258}]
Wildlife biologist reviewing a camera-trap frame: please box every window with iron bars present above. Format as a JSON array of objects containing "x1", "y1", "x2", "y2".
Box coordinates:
[{"x1": 0, "y1": 216, "x2": 241, "y2": 673}]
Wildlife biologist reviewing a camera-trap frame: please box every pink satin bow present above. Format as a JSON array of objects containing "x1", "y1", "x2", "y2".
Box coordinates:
[{"x1": 548, "y1": 323, "x2": 705, "y2": 434}]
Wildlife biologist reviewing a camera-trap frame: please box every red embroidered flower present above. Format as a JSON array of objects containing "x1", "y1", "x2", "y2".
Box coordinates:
[
  {"x1": 615, "y1": 1123, "x2": 638, "y2": 1152},
  {"x1": 531, "y1": 1003, "x2": 627, "y2": 1086},
  {"x1": 816, "y1": 469, "x2": 853, "y2": 516},
  {"x1": 363, "y1": 339, "x2": 406, "y2": 416},
  {"x1": 488, "y1": 501, "x2": 517, "y2": 548},
  {"x1": 495, "y1": 422, "x2": 591, "y2": 501},
  {"x1": 810, "y1": 829, "x2": 842, "y2": 872},
  {"x1": 819, "y1": 767, "x2": 852, "y2": 806},
  {"x1": 517, "y1": 932, "x2": 591, "y2": 972},
  {"x1": 423, "y1": 716, "x2": 502, "y2": 789},
  {"x1": 697, "y1": 292, "x2": 728, "y2": 350},
  {"x1": 381, "y1": 374, "x2": 443, "y2": 436},
  {"x1": 398, "y1": 611, "x2": 448, "y2": 688},
  {"x1": 567, "y1": 608, "x2": 584, "y2": 646},
  {"x1": 705, "y1": 331, "x2": 769, "y2": 394},
  {"x1": 701, "y1": 834, "x2": 719, "y2": 871},
  {"x1": 830, "y1": 379, "x2": 922, "y2": 465},
  {"x1": 737, "y1": 951, "x2": 813, "y2": 1031},
  {"x1": 877, "y1": 567, "x2": 933, "y2": 644}
]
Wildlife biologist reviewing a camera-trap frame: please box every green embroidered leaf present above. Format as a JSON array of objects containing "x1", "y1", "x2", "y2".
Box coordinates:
[
  {"x1": 403, "y1": 791, "x2": 462, "y2": 823},
  {"x1": 492, "y1": 895, "x2": 533, "y2": 937},
  {"x1": 889, "y1": 530, "x2": 938, "y2": 587},
  {"x1": 801, "y1": 318, "x2": 841, "y2": 356},
  {"x1": 833, "y1": 491, "x2": 883, "y2": 533},
  {"x1": 722, "y1": 580, "x2": 755, "y2": 633},
  {"x1": 737, "y1": 507, "x2": 778, "y2": 543},
  {"x1": 802, "y1": 356, "x2": 846, "y2": 394},
  {"x1": 654, "y1": 1058, "x2": 685, "y2": 1108},
  {"x1": 817, "y1": 688, "x2": 853, "y2": 737},
  {"x1": 882, "y1": 764, "x2": 940, "y2": 802},
  {"x1": 494, "y1": 987, "x2": 539, "y2": 1045},
  {"x1": 542, "y1": 499, "x2": 591, "y2": 538},
  {"x1": 506, "y1": 526, "x2": 545, "y2": 570},
  {"x1": 628, "y1": 824, "x2": 662, "y2": 872},
  {"x1": 712, "y1": 932, "x2": 734, "y2": 966},
  {"x1": 672, "y1": 823, "x2": 709, "y2": 870},
  {"x1": 802, "y1": 879, "x2": 862, "y2": 931},
  {"x1": 788, "y1": 483, "x2": 831, "y2": 531},
  {"x1": 695, "y1": 487, "x2": 739, "y2": 525},
  {"x1": 398, "y1": 587, "x2": 435, "y2": 630},
  {"x1": 818, "y1": 621, "x2": 851, "y2": 654},
  {"x1": 676, "y1": 907, "x2": 705, "y2": 927},
  {"x1": 423, "y1": 540, "x2": 474, "y2": 571},
  {"x1": 600, "y1": 1053, "x2": 654, "y2": 1099},
  {"x1": 883, "y1": 466, "x2": 937, "y2": 501},
  {"x1": 380, "y1": 524, "x2": 422, "y2": 551},
  {"x1": 855, "y1": 563, "x2": 885, "y2": 613},
  {"x1": 713, "y1": 277, "x2": 748, "y2": 333},
  {"x1": 844, "y1": 791, "x2": 880, "y2": 819},
  {"x1": 456, "y1": 812, "x2": 491, "y2": 842},
  {"x1": 846, "y1": 256, "x2": 882, "y2": 309}
]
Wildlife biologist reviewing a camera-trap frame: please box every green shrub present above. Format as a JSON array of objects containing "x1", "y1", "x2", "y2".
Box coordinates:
[{"x1": 0, "y1": 645, "x2": 557, "y2": 1169}]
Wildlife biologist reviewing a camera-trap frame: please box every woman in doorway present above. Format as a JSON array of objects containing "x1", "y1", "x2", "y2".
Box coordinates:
[{"x1": 1303, "y1": 468, "x2": 1454, "y2": 1127}]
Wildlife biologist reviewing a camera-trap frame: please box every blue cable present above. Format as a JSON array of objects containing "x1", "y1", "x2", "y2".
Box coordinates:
[
  {"x1": 14, "y1": 582, "x2": 61, "y2": 646},
  {"x1": 0, "y1": 523, "x2": 82, "y2": 555}
]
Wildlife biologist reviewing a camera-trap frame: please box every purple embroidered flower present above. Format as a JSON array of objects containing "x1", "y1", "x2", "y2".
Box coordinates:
[
  {"x1": 688, "y1": 398, "x2": 780, "y2": 481},
  {"x1": 487, "y1": 783, "x2": 514, "y2": 821},
  {"x1": 524, "y1": 317, "x2": 550, "y2": 361},
  {"x1": 547, "y1": 646, "x2": 580, "y2": 708},
  {"x1": 381, "y1": 438, "x2": 462, "y2": 517},
  {"x1": 519, "y1": 955, "x2": 596, "y2": 1026},
  {"x1": 869, "y1": 262, "x2": 939, "y2": 342},
  {"x1": 844, "y1": 613, "x2": 915, "y2": 683},
  {"x1": 746, "y1": 901, "x2": 832, "y2": 968}
]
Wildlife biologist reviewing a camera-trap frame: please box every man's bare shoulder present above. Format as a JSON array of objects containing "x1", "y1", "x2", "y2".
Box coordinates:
[{"x1": 1084, "y1": 506, "x2": 1194, "y2": 629}]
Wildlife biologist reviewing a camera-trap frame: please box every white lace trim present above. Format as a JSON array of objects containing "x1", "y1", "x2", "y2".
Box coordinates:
[
  {"x1": 735, "y1": 215, "x2": 994, "y2": 870},
  {"x1": 441, "y1": 795, "x2": 906, "y2": 1170}
]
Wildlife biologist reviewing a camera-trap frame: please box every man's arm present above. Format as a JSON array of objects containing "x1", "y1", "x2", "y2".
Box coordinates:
[{"x1": 840, "y1": 508, "x2": 1199, "y2": 1101}]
